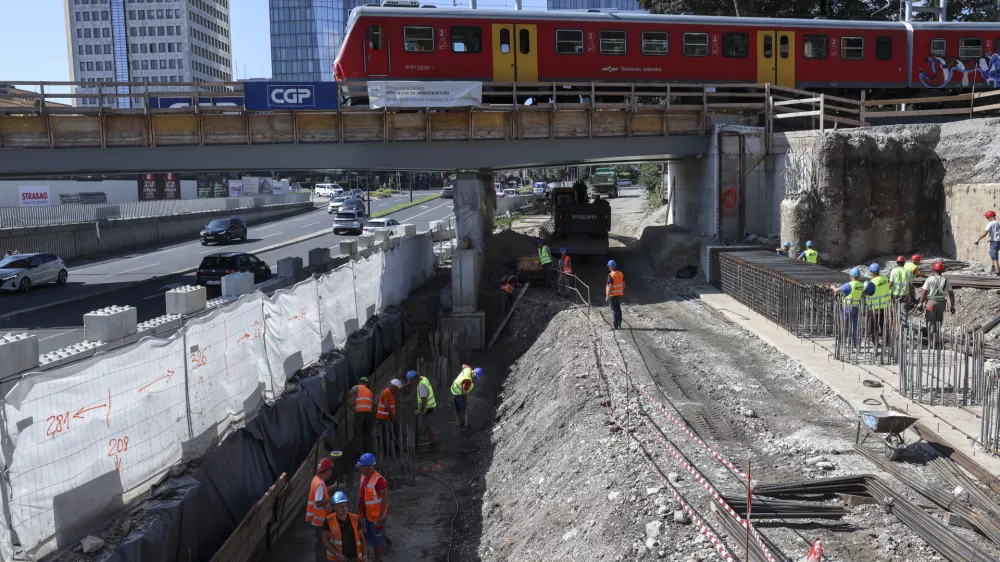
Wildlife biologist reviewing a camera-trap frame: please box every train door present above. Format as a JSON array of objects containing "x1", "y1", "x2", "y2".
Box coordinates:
[
  {"x1": 365, "y1": 22, "x2": 389, "y2": 76},
  {"x1": 491, "y1": 23, "x2": 539, "y2": 82},
  {"x1": 755, "y1": 31, "x2": 795, "y2": 87}
]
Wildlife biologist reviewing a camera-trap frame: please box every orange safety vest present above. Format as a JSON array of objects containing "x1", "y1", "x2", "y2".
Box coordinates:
[
  {"x1": 500, "y1": 275, "x2": 516, "y2": 294},
  {"x1": 325, "y1": 512, "x2": 363, "y2": 561},
  {"x1": 306, "y1": 475, "x2": 330, "y2": 526},
  {"x1": 607, "y1": 270, "x2": 624, "y2": 297},
  {"x1": 360, "y1": 471, "x2": 388, "y2": 523},
  {"x1": 375, "y1": 387, "x2": 396, "y2": 421},
  {"x1": 560, "y1": 254, "x2": 572, "y2": 274},
  {"x1": 353, "y1": 385, "x2": 374, "y2": 413}
]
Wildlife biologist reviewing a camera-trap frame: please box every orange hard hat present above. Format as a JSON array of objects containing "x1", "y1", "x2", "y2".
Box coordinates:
[
  {"x1": 896, "y1": 255, "x2": 906, "y2": 263},
  {"x1": 911, "y1": 254, "x2": 922, "y2": 263},
  {"x1": 987, "y1": 210, "x2": 997, "y2": 219},
  {"x1": 932, "y1": 261, "x2": 945, "y2": 272}
]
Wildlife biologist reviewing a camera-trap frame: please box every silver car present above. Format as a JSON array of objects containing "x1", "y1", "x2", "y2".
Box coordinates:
[
  {"x1": 0, "y1": 253, "x2": 68, "y2": 293},
  {"x1": 333, "y1": 210, "x2": 368, "y2": 235}
]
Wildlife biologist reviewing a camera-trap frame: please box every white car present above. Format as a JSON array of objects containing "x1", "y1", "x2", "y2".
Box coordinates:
[
  {"x1": 504, "y1": 188, "x2": 518, "y2": 197},
  {"x1": 495, "y1": 187, "x2": 505, "y2": 199},
  {"x1": 315, "y1": 183, "x2": 344, "y2": 198},
  {"x1": 328, "y1": 196, "x2": 348, "y2": 213},
  {"x1": 362, "y1": 218, "x2": 404, "y2": 236},
  {"x1": 0, "y1": 253, "x2": 68, "y2": 293}
]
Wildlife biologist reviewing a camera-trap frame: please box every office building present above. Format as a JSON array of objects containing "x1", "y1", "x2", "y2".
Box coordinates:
[
  {"x1": 547, "y1": 0, "x2": 646, "y2": 12},
  {"x1": 269, "y1": 0, "x2": 368, "y2": 82},
  {"x1": 63, "y1": 0, "x2": 234, "y2": 108}
]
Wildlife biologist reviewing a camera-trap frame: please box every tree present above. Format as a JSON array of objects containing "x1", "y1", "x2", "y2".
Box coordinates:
[{"x1": 637, "y1": 163, "x2": 663, "y2": 196}]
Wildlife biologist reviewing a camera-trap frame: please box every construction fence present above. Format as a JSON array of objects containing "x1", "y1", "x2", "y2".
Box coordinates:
[{"x1": 0, "y1": 232, "x2": 436, "y2": 561}]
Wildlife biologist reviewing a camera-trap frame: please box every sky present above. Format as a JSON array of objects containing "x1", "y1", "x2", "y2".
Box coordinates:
[{"x1": 0, "y1": 0, "x2": 544, "y2": 88}]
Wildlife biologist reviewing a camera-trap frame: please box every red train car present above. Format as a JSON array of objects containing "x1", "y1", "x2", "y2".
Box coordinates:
[{"x1": 333, "y1": 6, "x2": 1000, "y2": 92}]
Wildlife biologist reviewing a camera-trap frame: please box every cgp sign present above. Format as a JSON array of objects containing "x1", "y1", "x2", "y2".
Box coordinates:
[
  {"x1": 19, "y1": 186, "x2": 50, "y2": 207},
  {"x1": 243, "y1": 81, "x2": 339, "y2": 111}
]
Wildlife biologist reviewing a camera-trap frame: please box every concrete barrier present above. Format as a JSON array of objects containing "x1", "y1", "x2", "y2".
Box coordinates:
[
  {"x1": 83, "y1": 306, "x2": 138, "y2": 342},
  {"x1": 165, "y1": 285, "x2": 207, "y2": 316},
  {"x1": 277, "y1": 257, "x2": 303, "y2": 279},
  {"x1": 222, "y1": 271, "x2": 255, "y2": 298},
  {"x1": 0, "y1": 333, "x2": 39, "y2": 378},
  {"x1": 0, "y1": 201, "x2": 313, "y2": 263}
]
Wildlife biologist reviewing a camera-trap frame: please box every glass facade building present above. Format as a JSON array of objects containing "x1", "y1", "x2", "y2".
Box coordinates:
[
  {"x1": 547, "y1": 0, "x2": 646, "y2": 11},
  {"x1": 269, "y1": 0, "x2": 368, "y2": 82}
]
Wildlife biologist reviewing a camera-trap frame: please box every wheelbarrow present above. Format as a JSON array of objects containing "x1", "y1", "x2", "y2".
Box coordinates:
[{"x1": 855, "y1": 410, "x2": 919, "y2": 461}]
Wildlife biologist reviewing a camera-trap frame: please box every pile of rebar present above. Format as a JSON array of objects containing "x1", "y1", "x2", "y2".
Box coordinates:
[
  {"x1": 719, "y1": 496, "x2": 847, "y2": 520},
  {"x1": 832, "y1": 297, "x2": 899, "y2": 366},
  {"x1": 981, "y1": 368, "x2": 1000, "y2": 450}
]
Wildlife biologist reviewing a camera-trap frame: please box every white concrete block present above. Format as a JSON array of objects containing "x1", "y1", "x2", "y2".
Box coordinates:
[
  {"x1": 222, "y1": 271, "x2": 255, "y2": 298},
  {"x1": 340, "y1": 240, "x2": 358, "y2": 256},
  {"x1": 277, "y1": 256, "x2": 303, "y2": 278},
  {"x1": 308, "y1": 247, "x2": 331, "y2": 268},
  {"x1": 255, "y1": 276, "x2": 293, "y2": 294},
  {"x1": 39, "y1": 340, "x2": 104, "y2": 368},
  {"x1": 374, "y1": 230, "x2": 391, "y2": 243},
  {"x1": 357, "y1": 235, "x2": 375, "y2": 249},
  {"x1": 388, "y1": 236, "x2": 401, "y2": 249},
  {"x1": 0, "y1": 333, "x2": 39, "y2": 377},
  {"x1": 452, "y1": 249, "x2": 482, "y2": 313},
  {"x1": 165, "y1": 285, "x2": 207, "y2": 316},
  {"x1": 84, "y1": 306, "x2": 138, "y2": 343},
  {"x1": 402, "y1": 224, "x2": 417, "y2": 236}
]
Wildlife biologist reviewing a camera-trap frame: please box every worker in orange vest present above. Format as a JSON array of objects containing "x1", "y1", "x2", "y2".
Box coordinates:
[
  {"x1": 324, "y1": 491, "x2": 367, "y2": 562},
  {"x1": 558, "y1": 248, "x2": 574, "y2": 298},
  {"x1": 357, "y1": 453, "x2": 389, "y2": 562},
  {"x1": 347, "y1": 376, "x2": 375, "y2": 454},
  {"x1": 307, "y1": 458, "x2": 336, "y2": 562},
  {"x1": 375, "y1": 379, "x2": 403, "y2": 456},
  {"x1": 499, "y1": 272, "x2": 521, "y2": 316},
  {"x1": 606, "y1": 260, "x2": 624, "y2": 330}
]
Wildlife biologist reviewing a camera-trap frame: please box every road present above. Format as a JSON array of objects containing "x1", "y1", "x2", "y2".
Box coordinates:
[{"x1": 0, "y1": 191, "x2": 455, "y2": 354}]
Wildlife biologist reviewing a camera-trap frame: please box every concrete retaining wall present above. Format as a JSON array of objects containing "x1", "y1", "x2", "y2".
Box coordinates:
[
  {"x1": 0, "y1": 202, "x2": 313, "y2": 262},
  {"x1": 496, "y1": 194, "x2": 536, "y2": 215},
  {"x1": 943, "y1": 183, "x2": 1000, "y2": 261}
]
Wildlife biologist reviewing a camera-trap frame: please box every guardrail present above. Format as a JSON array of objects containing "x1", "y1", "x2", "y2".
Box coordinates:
[{"x1": 0, "y1": 193, "x2": 311, "y2": 228}]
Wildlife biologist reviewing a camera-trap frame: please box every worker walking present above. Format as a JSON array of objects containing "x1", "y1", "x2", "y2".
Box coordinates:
[
  {"x1": 357, "y1": 453, "x2": 389, "y2": 562},
  {"x1": 831, "y1": 268, "x2": 865, "y2": 347},
  {"x1": 866, "y1": 263, "x2": 891, "y2": 351},
  {"x1": 776, "y1": 241, "x2": 791, "y2": 257},
  {"x1": 890, "y1": 255, "x2": 914, "y2": 314},
  {"x1": 323, "y1": 492, "x2": 367, "y2": 562},
  {"x1": 451, "y1": 365, "x2": 482, "y2": 429},
  {"x1": 558, "y1": 248, "x2": 574, "y2": 298},
  {"x1": 905, "y1": 254, "x2": 925, "y2": 280},
  {"x1": 347, "y1": 377, "x2": 375, "y2": 454},
  {"x1": 606, "y1": 260, "x2": 624, "y2": 330},
  {"x1": 375, "y1": 379, "x2": 403, "y2": 457},
  {"x1": 307, "y1": 458, "x2": 336, "y2": 562},
  {"x1": 918, "y1": 261, "x2": 956, "y2": 348},
  {"x1": 537, "y1": 237, "x2": 553, "y2": 288},
  {"x1": 406, "y1": 370, "x2": 437, "y2": 450},
  {"x1": 499, "y1": 273, "x2": 521, "y2": 317},
  {"x1": 798, "y1": 240, "x2": 821, "y2": 264},
  {"x1": 974, "y1": 210, "x2": 1000, "y2": 276}
]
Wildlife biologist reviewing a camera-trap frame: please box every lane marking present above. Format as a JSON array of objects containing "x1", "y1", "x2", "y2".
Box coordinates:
[
  {"x1": 255, "y1": 224, "x2": 279, "y2": 230},
  {"x1": 142, "y1": 292, "x2": 166, "y2": 301},
  {"x1": 260, "y1": 232, "x2": 282, "y2": 238},
  {"x1": 397, "y1": 201, "x2": 452, "y2": 221},
  {"x1": 300, "y1": 222, "x2": 320, "y2": 228},
  {"x1": 116, "y1": 263, "x2": 159, "y2": 274}
]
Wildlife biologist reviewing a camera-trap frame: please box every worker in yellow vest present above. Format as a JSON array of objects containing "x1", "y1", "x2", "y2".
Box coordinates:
[
  {"x1": 324, "y1": 492, "x2": 367, "y2": 562},
  {"x1": 406, "y1": 370, "x2": 437, "y2": 449},
  {"x1": 357, "y1": 453, "x2": 388, "y2": 562},
  {"x1": 307, "y1": 458, "x2": 336, "y2": 562},
  {"x1": 889, "y1": 255, "x2": 914, "y2": 314},
  {"x1": 905, "y1": 254, "x2": 925, "y2": 280},
  {"x1": 347, "y1": 377, "x2": 374, "y2": 454},
  {"x1": 797, "y1": 240, "x2": 820, "y2": 264},
  {"x1": 537, "y1": 237, "x2": 553, "y2": 288},
  {"x1": 831, "y1": 267, "x2": 864, "y2": 347},
  {"x1": 865, "y1": 263, "x2": 892, "y2": 350},
  {"x1": 558, "y1": 248, "x2": 574, "y2": 298},
  {"x1": 451, "y1": 365, "x2": 482, "y2": 429}
]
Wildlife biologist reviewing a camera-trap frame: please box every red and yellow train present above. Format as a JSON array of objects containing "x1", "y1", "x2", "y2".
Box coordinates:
[{"x1": 333, "y1": 6, "x2": 1000, "y2": 91}]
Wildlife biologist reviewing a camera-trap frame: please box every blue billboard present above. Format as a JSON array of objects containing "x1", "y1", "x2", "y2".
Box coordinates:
[
  {"x1": 243, "y1": 82, "x2": 340, "y2": 111},
  {"x1": 147, "y1": 96, "x2": 244, "y2": 109}
]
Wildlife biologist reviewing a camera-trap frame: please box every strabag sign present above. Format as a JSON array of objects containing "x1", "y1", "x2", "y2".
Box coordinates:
[
  {"x1": 19, "y1": 186, "x2": 50, "y2": 207},
  {"x1": 367, "y1": 81, "x2": 482, "y2": 109}
]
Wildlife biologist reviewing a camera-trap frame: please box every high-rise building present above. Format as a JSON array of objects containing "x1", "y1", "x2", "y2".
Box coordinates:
[
  {"x1": 63, "y1": 0, "x2": 234, "y2": 108},
  {"x1": 546, "y1": 0, "x2": 646, "y2": 12},
  {"x1": 269, "y1": 0, "x2": 368, "y2": 82}
]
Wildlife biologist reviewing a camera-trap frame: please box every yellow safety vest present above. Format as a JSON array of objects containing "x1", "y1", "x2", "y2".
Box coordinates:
[
  {"x1": 890, "y1": 266, "x2": 911, "y2": 297},
  {"x1": 804, "y1": 249, "x2": 818, "y2": 264},
  {"x1": 904, "y1": 262, "x2": 919, "y2": 276},
  {"x1": 538, "y1": 245, "x2": 552, "y2": 265},
  {"x1": 869, "y1": 275, "x2": 890, "y2": 310},
  {"x1": 844, "y1": 280, "x2": 865, "y2": 307},
  {"x1": 451, "y1": 368, "x2": 475, "y2": 396},
  {"x1": 416, "y1": 376, "x2": 437, "y2": 412}
]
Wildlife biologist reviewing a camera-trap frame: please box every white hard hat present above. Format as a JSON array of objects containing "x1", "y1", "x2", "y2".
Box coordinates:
[{"x1": 390, "y1": 379, "x2": 403, "y2": 388}]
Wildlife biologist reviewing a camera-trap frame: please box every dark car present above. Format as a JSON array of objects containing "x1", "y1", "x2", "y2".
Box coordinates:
[
  {"x1": 200, "y1": 217, "x2": 247, "y2": 246},
  {"x1": 347, "y1": 189, "x2": 367, "y2": 200},
  {"x1": 340, "y1": 197, "x2": 364, "y2": 212},
  {"x1": 196, "y1": 252, "x2": 271, "y2": 290}
]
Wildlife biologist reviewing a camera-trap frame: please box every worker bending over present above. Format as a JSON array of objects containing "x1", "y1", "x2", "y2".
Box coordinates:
[
  {"x1": 375, "y1": 379, "x2": 402, "y2": 456},
  {"x1": 324, "y1": 491, "x2": 367, "y2": 562},
  {"x1": 451, "y1": 364, "x2": 482, "y2": 429},
  {"x1": 776, "y1": 242, "x2": 791, "y2": 257},
  {"x1": 499, "y1": 273, "x2": 521, "y2": 317},
  {"x1": 357, "y1": 453, "x2": 388, "y2": 562},
  {"x1": 606, "y1": 260, "x2": 624, "y2": 330},
  {"x1": 974, "y1": 210, "x2": 1000, "y2": 276},
  {"x1": 798, "y1": 240, "x2": 820, "y2": 264},
  {"x1": 406, "y1": 370, "x2": 437, "y2": 450}
]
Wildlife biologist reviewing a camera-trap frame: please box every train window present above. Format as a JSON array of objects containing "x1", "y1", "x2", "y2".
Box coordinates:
[
  {"x1": 779, "y1": 35, "x2": 789, "y2": 58},
  {"x1": 368, "y1": 25, "x2": 382, "y2": 50},
  {"x1": 451, "y1": 27, "x2": 482, "y2": 54},
  {"x1": 682, "y1": 33, "x2": 708, "y2": 57},
  {"x1": 404, "y1": 26, "x2": 434, "y2": 52},
  {"x1": 500, "y1": 28, "x2": 511, "y2": 54},
  {"x1": 840, "y1": 37, "x2": 863, "y2": 60},
  {"x1": 803, "y1": 35, "x2": 827, "y2": 59},
  {"x1": 722, "y1": 32, "x2": 748, "y2": 57},
  {"x1": 876, "y1": 36, "x2": 892, "y2": 60},
  {"x1": 930, "y1": 38, "x2": 946, "y2": 56},
  {"x1": 520, "y1": 28, "x2": 530, "y2": 54},
  {"x1": 763, "y1": 35, "x2": 772, "y2": 58},
  {"x1": 556, "y1": 29, "x2": 584, "y2": 54},
  {"x1": 600, "y1": 30, "x2": 627, "y2": 55},
  {"x1": 959, "y1": 38, "x2": 982, "y2": 58},
  {"x1": 641, "y1": 31, "x2": 668, "y2": 55}
]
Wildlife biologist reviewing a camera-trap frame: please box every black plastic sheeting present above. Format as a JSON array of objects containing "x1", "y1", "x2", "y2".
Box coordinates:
[{"x1": 99, "y1": 311, "x2": 414, "y2": 562}]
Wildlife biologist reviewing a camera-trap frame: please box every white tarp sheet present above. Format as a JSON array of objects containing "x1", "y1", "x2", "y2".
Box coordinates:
[
  {"x1": 352, "y1": 254, "x2": 383, "y2": 327},
  {"x1": 3, "y1": 335, "x2": 188, "y2": 559},
  {"x1": 367, "y1": 81, "x2": 482, "y2": 109},
  {"x1": 183, "y1": 294, "x2": 267, "y2": 448},
  {"x1": 380, "y1": 234, "x2": 435, "y2": 311},
  {"x1": 262, "y1": 278, "x2": 322, "y2": 400},
  {"x1": 318, "y1": 265, "x2": 360, "y2": 352}
]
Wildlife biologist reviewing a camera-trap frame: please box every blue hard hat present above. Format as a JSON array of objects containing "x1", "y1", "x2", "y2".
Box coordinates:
[
  {"x1": 406, "y1": 370, "x2": 417, "y2": 382},
  {"x1": 332, "y1": 491, "x2": 349, "y2": 505},
  {"x1": 850, "y1": 267, "x2": 860, "y2": 277},
  {"x1": 783, "y1": 242, "x2": 791, "y2": 248},
  {"x1": 357, "y1": 453, "x2": 376, "y2": 467},
  {"x1": 560, "y1": 248, "x2": 567, "y2": 253},
  {"x1": 805, "y1": 240, "x2": 813, "y2": 247},
  {"x1": 607, "y1": 260, "x2": 617, "y2": 268},
  {"x1": 869, "y1": 263, "x2": 880, "y2": 273},
  {"x1": 473, "y1": 367, "x2": 484, "y2": 378}
]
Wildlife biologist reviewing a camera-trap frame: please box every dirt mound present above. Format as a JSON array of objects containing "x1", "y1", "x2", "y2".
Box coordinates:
[{"x1": 483, "y1": 229, "x2": 540, "y2": 282}]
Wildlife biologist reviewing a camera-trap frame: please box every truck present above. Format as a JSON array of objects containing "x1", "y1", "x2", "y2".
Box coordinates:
[
  {"x1": 549, "y1": 182, "x2": 611, "y2": 256},
  {"x1": 588, "y1": 166, "x2": 619, "y2": 199}
]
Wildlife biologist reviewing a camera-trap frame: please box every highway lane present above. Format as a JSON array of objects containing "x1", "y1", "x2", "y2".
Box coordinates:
[
  {"x1": 1, "y1": 195, "x2": 455, "y2": 353},
  {"x1": 0, "y1": 190, "x2": 443, "y2": 321}
]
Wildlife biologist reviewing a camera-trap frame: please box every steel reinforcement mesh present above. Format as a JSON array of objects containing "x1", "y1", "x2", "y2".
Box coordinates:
[{"x1": 719, "y1": 251, "x2": 842, "y2": 336}]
